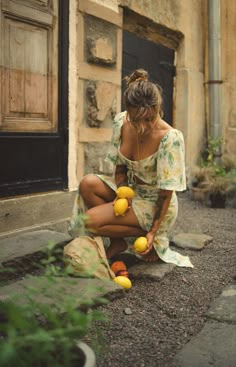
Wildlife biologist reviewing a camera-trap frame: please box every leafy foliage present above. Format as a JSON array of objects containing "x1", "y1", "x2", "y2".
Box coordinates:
[
  {"x1": 191, "y1": 137, "x2": 236, "y2": 203},
  {"x1": 0, "y1": 241, "x2": 107, "y2": 367}
]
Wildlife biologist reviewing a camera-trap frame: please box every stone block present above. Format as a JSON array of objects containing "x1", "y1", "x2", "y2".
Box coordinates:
[
  {"x1": 207, "y1": 284, "x2": 236, "y2": 323},
  {"x1": 84, "y1": 15, "x2": 117, "y2": 66},
  {"x1": 129, "y1": 261, "x2": 175, "y2": 280},
  {"x1": 85, "y1": 80, "x2": 117, "y2": 127},
  {"x1": 0, "y1": 230, "x2": 71, "y2": 264},
  {"x1": 0, "y1": 276, "x2": 125, "y2": 307},
  {"x1": 87, "y1": 37, "x2": 115, "y2": 65},
  {"x1": 84, "y1": 142, "x2": 113, "y2": 175},
  {"x1": 171, "y1": 321, "x2": 236, "y2": 367},
  {"x1": 172, "y1": 233, "x2": 213, "y2": 250}
]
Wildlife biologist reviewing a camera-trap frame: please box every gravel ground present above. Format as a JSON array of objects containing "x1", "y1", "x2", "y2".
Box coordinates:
[{"x1": 88, "y1": 191, "x2": 236, "y2": 367}]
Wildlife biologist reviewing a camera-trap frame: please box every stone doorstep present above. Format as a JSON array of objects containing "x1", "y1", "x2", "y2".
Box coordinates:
[
  {"x1": 0, "y1": 230, "x2": 72, "y2": 282},
  {"x1": 0, "y1": 191, "x2": 76, "y2": 236},
  {"x1": 0, "y1": 229, "x2": 72, "y2": 264}
]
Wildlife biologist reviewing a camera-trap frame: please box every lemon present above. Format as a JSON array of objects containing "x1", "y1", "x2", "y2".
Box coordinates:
[
  {"x1": 133, "y1": 236, "x2": 148, "y2": 253},
  {"x1": 113, "y1": 276, "x2": 132, "y2": 289},
  {"x1": 113, "y1": 198, "x2": 128, "y2": 216},
  {"x1": 116, "y1": 186, "x2": 135, "y2": 199}
]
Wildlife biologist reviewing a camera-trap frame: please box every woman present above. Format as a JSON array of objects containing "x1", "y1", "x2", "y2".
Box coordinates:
[{"x1": 69, "y1": 69, "x2": 193, "y2": 267}]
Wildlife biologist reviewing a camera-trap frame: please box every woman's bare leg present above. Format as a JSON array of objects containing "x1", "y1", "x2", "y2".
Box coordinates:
[
  {"x1": 85, "y1": 201, "x2": 146, "y2": 258},
  {"x1": 105, "y1": 238, "x2": 127, "y2": 259},
  {"x1": 80, "y1": 176, "x2": 159, "y2": 260},
  {"x1": 80, "y1": 175, "x2": 135, "y2": 258},
  {"x1": 80, "y1": 174, "x2": 116, "y2": 208}
]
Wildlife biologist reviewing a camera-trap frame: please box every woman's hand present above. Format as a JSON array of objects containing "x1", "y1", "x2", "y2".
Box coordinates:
[
  {"x1": 137, "y1": 232, "x2": 159, "y2": 262},
  {"x1": 138, "y1": 231, "x2": 155, "y2": 256}
]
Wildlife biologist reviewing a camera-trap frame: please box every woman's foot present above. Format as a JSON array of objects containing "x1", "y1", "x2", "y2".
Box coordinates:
[
  {"x1": 142, "y1": 248, "x2": 159, "y2": 262},
  {"x1": 106, "y1": 238, "x2": 128, "y2": 259}
]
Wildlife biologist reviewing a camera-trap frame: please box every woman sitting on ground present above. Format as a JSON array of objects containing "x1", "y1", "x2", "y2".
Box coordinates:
[{"x1": 69, "y1": 69, "x2": 193, "y2": 267}]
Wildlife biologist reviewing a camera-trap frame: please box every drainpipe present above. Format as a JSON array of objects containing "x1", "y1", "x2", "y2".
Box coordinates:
[{"x1": 207, "y1": 0, "x2": 222, "y2": 150}]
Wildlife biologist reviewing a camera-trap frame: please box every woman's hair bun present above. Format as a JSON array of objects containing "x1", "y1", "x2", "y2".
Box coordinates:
[{"x1": 124, "y1": 69, "x2": 148, "y2": 87}]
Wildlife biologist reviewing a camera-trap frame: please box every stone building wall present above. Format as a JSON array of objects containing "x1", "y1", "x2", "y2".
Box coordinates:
[
  {"x1": 68, "y1": 0, "x2": 235, "y2": 191},
  {"x1": 68, "y1": 0, "x2": 122, "y2": 190},
  {"x1": 221, "y1": 0, "x2": 236, "y2": 159}
]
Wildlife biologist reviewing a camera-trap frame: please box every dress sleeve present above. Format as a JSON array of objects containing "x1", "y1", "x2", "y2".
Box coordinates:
[
  {"x1": 156, "y1": 129, "x2": 186, "y2": 191},
  {"x1": 105, "y1": 112, "x2": 125, "y2": 168}
]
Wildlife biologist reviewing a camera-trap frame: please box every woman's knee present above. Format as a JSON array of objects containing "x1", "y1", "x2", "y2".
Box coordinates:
[{"x1": 80, "y1": 174, "x2": 99, "y2": 197}]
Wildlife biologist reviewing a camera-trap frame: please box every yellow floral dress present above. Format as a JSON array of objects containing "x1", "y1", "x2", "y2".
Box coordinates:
[{"x1": 69, "y1": 112, "x2": 193, "y2": 268}]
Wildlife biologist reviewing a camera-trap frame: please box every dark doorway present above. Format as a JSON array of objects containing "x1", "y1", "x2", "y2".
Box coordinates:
[
  {"x1": 122, "y1": 30, "x2": 175, "y2": 125},
  {"x1": 0, "y1": 0, "x2": 68, "y2": 197}
]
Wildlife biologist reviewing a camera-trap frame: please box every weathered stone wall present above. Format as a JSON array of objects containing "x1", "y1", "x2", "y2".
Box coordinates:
[
  {"x1": 221, "y1": 0, "x2": 236, "y2": 160},
  {"x1": 68, "y1": 0, "x2": 122, "y2": 190}
]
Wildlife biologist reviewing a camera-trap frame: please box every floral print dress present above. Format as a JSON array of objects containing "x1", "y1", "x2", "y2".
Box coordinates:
[{"x1": 69, "y1": 112, "x2": 193, "y2": 268}]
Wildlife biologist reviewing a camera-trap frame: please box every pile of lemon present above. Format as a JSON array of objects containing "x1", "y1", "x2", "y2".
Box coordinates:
[
  {"x1": 112, "y1": 187, "x2": 149, "y2": 290},
  {"x1": 113, "y1": 186, "x2": 135, "y2": 216}
]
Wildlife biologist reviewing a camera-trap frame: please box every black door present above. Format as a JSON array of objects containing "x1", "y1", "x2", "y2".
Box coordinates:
[
  {"x1": 0, "y1": 0, "x2": 68, "y2": 197},
  {"x1": 122, "y1": 30, "x2": 175, "y2": 125}
]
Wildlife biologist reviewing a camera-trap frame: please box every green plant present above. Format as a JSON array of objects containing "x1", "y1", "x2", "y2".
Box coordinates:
[
  {"x1": 0, "y1": 242, "x2": 107, "y2": 367},
  {"x1": 203, "y1": 137, "x2": 223, "y2": 165},
  {"x1": 191, "y1": 137, "x2": 236, "y2": 206}
]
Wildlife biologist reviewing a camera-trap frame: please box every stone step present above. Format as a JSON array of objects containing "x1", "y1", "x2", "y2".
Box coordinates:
[
  {"x1": 0, "y1": 191, "x2": 76, "y2": 238},
  {"x1": 0, "y1": 229, "x2": 72, "y2": 283},
  {"x1": 0, "y1": 275, "x2": 125, "y2": 308}
]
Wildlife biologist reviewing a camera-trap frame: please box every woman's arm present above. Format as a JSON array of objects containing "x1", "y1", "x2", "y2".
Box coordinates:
[
  {"x1": 115, "y1": 164, "x2": 128, "y2": 187},
  {"x1": 141, "y1": 189, "x2": 173, "y2": 254},
  {"x1": 150, "y1": 189, "x2": 173, "y2": 235}
]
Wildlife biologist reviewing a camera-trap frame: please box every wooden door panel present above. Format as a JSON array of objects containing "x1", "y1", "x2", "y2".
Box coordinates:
[
  {"x1": 0, "y1": 0, "x2": 68, "y2": 197},
  {"x1": 0, "y1": 0, "x2": 57, "y2": 132}
]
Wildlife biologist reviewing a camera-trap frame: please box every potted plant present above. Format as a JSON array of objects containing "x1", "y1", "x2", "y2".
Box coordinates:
[
  {"x1": 190, "y1": 137, "x2": 236, "y2": 208},
  {"x1": 207, "y1": 175, "x2": 235, "y2": 208},
  {"x1": 190, "y1": 166, "x2": 213, "y2": 201},
  {"x1": 0, "y1": 243, "x2": 106, "y2": 367}
]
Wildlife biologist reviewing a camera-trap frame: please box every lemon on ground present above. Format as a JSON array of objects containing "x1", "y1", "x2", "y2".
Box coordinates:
[
  {"x1": 113, "y1": 276, "x2": 132, "y2": 289},
  {"x1": 113, "y1": 198, "x2": 128, "y2": 216},
  {"x1": 116, "y1": 186, "x2": 135, "y2": 199},
  {"x1": 133, "y1": 236, "x2": 148, "y2": 253}
]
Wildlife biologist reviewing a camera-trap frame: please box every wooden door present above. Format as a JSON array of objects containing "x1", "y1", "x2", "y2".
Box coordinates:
[
  {"x1": 122, "y1": 30, "x2": 175, "y2": 125},
  {"x1": 0, "y1": 0, "x2": 68, "y2": 197}
]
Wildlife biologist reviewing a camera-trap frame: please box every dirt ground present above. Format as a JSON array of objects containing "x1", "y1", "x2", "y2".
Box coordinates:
[{"x1": 89, "y1": 191, "x2": 236, "y2": 367}]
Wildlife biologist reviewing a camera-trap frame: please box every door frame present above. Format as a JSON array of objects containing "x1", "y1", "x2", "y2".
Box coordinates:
[{"x1": 58, "y1": 0, "x2": 69, "y2": 190}]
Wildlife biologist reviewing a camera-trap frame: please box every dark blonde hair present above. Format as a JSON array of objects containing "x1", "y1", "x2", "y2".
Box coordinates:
[{"x1": 123, "y1": 69, "x2": 163, "y2": 120}]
